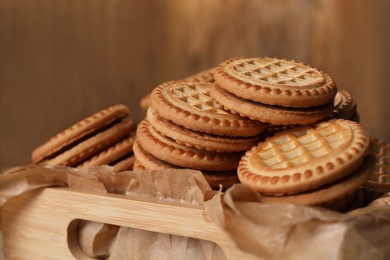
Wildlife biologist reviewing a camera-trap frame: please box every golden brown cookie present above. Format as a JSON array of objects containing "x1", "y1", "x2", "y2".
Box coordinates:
[
  {"x1": 133, "y1": 139, "x2": 175, "y2": 170},
  {"x1": 211, "y1": 83, "x2": 333, "y2": 125},
  {"x1": 113, "y1": 155, "x2": 136, "y2": 172},
  {"x1": 136, "y1": 119, "x2": 242, "y2": 171},
  {"x1": 214, "y1": 57, "x2": 337, "y2": 108},
  {"x1": 46, "y1": 117, "x2": 136, "y2": 167},
  {"x1": 139, "y1": 94, "x2": 151, "y2": 112},
  {"x1": 364, "y1": 138, "x2": 390, "y2": 192},
  {"x1": 133, "y1": 159, "x2": 146, "y2": 170},
  {"x1": 260, "y1": 156, "x2": 374, "y2": 206},
  {"x1": 133, "y1": 140, "x2": 239, "y2": 189},
  {"x1": 79, "y1": 135, "x2": 136, "y2": 169},
  {"x1": 32, "y1": 104, "x2": 130, "y2": 163},
  {"x1": 139, "y1": 68, "x2": 215, "y2": 112},
  {"x1": 332, "y1": 90, "x2": 357, "y2": 120},
  {"x1": 238, "y1": 119, "x2": 370, "y2": 195},
  {"x1": 147, "y1": 106, "x2": 261, "y2": 152},
  {"x1": 151, "y1": 80, "x2": 267, "y2": 137},
  {"x1": 184, "y1": 68, "x2": 215, "y2": 83},
  {"x1": 324, "y1": 188, "x2": 365, "y2": 212}
]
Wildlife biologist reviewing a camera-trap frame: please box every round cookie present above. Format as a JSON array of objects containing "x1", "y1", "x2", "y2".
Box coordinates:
[
  {"x1": 364, "y1": 138, "x2": 390, "y2": 192},
  {"x1": 32, "y1": 104, "x2": 130, "y2": 163},
  {"x1": 260, "y1": 156, "x2": 374, "y2": 206},
  {"x1": 136, "y1": 119, "x2": 243, "y2": 171},
  {"x1": 238, "y1": 119, "x2": 370, "y2": 195},
  {"x1": 140, "y1": 94, "x2": 151, "y2": 112},
  {"x1": 113, "y1": 156, "x2": 136, "y2": 172},
  {"x1": 151, "y1": 80, "x2": 267, "y2": 137},
  {"x1": 139, "y1": 68, "x2": 215, "y2": 112},
  {"x1": 332, "y1": 90, "x2": 357, "y2": 120},
  {"x1": 79, "y1": 135, "x2": 136, "y2": 169},
  {"x1": 214, "y1": 57, "x2": 337, "y2": 108},
  {"x1": 46, "y1": 117, "x2": 136, "y2": 167},
  {"x1": 133, "y1": 139, "x2": 175, "y2": 170},
  {"x1": 147, "y1": 106, "x2": 261, "y2": 152},
  {"x1": 133, "y1": 140, "x2": 239, "y2": 189},
  {"x1": 211, "y1": 84, "x2": 333, "y2": 125},
  {"x1": 184, "y1": 68, "x2": 215, "y2": 83},
  {"x1": 133, "y1": 159, "x2": 146, "y2": 170}
]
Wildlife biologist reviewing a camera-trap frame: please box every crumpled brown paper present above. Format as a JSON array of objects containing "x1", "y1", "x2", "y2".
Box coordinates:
[
  {"x1": 0, "y1": 164, "x2": 225, "y2": 259},
  {"x1": 204, "y1": 184, "x2": 390, "y2": 260},
  {"x1": 1, "y1": 165, "x2": 390, "y2": 260}
]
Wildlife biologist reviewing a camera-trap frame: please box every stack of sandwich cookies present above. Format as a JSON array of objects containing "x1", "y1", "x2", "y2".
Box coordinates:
[
  {"x1": 135, "y1": 80, "x2": 267, "y2": 189},
  {"x1": 211, "y1": 57, "x2": 337, "y2": 125},
  {"x1": 133, "y1": 137, "x2": 239, "y2": 188},
  {"x1": 136, "y1": 119, "x2": 242, "y2": 171},
  {"x1": 147, "y1": 106, "x2": 260, "y2": 152},
  {"x1": 32, "y1": 104, "x2": 137, "y2": 171},
  {"x1": 238, "y1": 119, "x2": 373, "y2": 208},
  {"x1": 150, "y1": 81, "x2": 266, "y2": 136}
]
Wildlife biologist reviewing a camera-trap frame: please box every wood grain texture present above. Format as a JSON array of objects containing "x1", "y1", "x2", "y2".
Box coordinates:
[
  {"x1": 1, "y1": 0, "x2": 389, "y2": 171},
  {"x1": 1, "y1": 188, "x2": 259, "y2": 259}
]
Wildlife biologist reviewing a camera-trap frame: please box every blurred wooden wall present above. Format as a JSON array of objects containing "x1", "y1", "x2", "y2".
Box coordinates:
[{"x1": 1, "y1": 0, "x2": 389, "y2": 170}]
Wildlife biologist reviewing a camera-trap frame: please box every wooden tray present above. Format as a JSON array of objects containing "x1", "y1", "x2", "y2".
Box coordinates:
[{"x1": 1, "y1": 187, "x2": 259, "y2": 259}]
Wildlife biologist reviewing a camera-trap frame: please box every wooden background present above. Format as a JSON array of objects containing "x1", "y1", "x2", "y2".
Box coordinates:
[{"x1": 1, "y1": 0, "x2": 389, "y2": 171}]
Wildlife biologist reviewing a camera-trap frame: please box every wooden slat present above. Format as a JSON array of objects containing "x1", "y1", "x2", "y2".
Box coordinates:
[{"x1": 1, "y1": 188, "x2": 259, "y2": 259}]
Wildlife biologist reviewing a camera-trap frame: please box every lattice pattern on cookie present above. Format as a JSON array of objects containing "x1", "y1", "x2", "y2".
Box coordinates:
[
  {"x1": 231, "y1": 58, "x2": 324, "y2": 87},
  {"x1": 172, "y1": 83, "x2": 229, "y2": 115},
  {"x1": 152, "y1": 80, "x2": 267, "y2": 137},
  {"x1": 368, "y1": 139, "x2": 390, "y2": 185},
  {"x1": 256, "y1": 123, "x2": 344, "y2": 170},
  {"x1": 238, "y1": 119, "x2": 370, "y2": 195}
]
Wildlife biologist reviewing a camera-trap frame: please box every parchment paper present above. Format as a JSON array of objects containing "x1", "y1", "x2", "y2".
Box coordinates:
[
  {"x1": 0, "y1": 165, "x2": 225, "y2": 259},
  {"x1": 204, "y1": 184, "x2": 390, "y2": 260},
  {"x1": 1, "y1": 165, "x2": 390, "y2": 260}
]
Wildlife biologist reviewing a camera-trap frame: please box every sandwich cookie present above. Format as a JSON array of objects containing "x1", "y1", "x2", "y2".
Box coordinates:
[
  {"x1": 183, "y1": 68, "x2": 215, "y2": 83},
  {"x1": 32, "y1": 104, "x2": 136, "y2": 167},
  {"x1": 140, "y1": 94, "x2": 151, "y2": 112},
  {"x1": 139, "y1": 68, "x2": 215, "y2": 112},
  {"x1": 147, "y1": 106, "x2": 261, "y2": 152},
  {"x1": 113, "y1": 156, "x2": 136, "y2": 172},
  {"x1": 136, "y1": 119, "x2": 242, "y2": 171},
  {"x1": 260, "y1": 156, "x2": 373, "y2": 206},
  {"x1": 364, "y1": 138, "x2": 390, "y2": 192},
  {"x1": 214, "y1": 57, "x2": 337, "y2": 107},
  {"x1": 212, "y1": 57, "x2": 337, "y2": 125},
  {"x1": 151, "y1": 80, "x2": 267, "y2": 136},
  {"x1": 238, "y1": 119, "x2": 370, "y2": 195},
  {"x1": 133, "y1": 139, "x2": 239, "y2": 189},
  {"x1": 79, "y1": 135, "x2": 136, "y2": 171},
  {"x1": 32, "y1": 104, "x2": 130, "y2": 163},
  {"x1": 211, "y1": 84, "x2": 333, "y2": 125},
  {"x1": 133, "y1": 159, "x2": 146, "y2": 170},
  {"x1": 331, "y1": 90, "x2": 358, "y2": 121}
]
